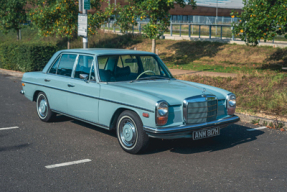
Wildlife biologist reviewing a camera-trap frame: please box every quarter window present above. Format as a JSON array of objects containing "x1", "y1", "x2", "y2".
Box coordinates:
[
  {"x1": 57, "y1": 54, "x2": 77, "y2": 77},
  {"x1": 49, "y1": 57, "x2": 60, "y2": 74}
]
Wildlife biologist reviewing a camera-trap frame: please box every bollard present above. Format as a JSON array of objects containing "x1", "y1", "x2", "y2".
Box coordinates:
[
  {"x1": 220, "y1": 26, "x2": 223, "y2": 39},
  {"x1": 170, "y1": 24, "x2": 173, "y2": 36},
  {"x1": 209, "y1": 25, "x2": 211, "y2": 39}
]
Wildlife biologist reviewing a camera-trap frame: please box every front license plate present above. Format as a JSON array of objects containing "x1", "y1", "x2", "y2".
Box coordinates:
[{"x1": 193, "y1": 127, "x2": 220, "y2": 140}]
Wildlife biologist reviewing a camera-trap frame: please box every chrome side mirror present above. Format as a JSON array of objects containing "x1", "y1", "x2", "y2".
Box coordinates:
[{"x1": 80, "y1": 74, "x2": 89, "y2": 82}]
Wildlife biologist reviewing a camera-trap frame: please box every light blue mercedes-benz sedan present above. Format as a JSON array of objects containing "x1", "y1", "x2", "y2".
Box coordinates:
[{"x1": 20, "y1": 48, "x2": 240, "y2": 154}]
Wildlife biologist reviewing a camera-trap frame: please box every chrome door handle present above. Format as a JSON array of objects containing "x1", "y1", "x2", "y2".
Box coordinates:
[
  {"x1": 44, "y1": 79, "x2": 51, "y2": 82},
  {"x1": 67, "y1": 84, "x2": 75, "y2": 87}
]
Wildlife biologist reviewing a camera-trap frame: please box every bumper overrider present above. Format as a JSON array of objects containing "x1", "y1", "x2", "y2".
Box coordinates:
[{"x1": 143, "y1": 115, "x2": 240, "y2": 139}]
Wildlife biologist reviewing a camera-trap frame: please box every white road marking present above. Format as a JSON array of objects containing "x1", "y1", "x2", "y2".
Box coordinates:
[
  {"x1": 45, "y1": 159, "x2": 92, "y2": 169},
  {"x1": 246, "y1": 126, "x2": 267, "y2": 131},
  {"x1": 0, "y1": 126, "x2": 19, "y2": 131}
]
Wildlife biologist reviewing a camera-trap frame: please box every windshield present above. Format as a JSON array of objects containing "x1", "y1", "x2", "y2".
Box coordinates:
[{"x1": 97, "y1": 55, "x2": 173, "y2": 82}]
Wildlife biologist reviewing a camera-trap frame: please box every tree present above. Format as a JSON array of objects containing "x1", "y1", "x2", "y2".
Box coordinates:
[
  {"x1": 116, "y1": 0, "x2": 196, "y2": 53},
  {"x1": 232, "y1": 0, "x2": 287, "y2": 46},
  {"x1": 0, "y1": 0, "x2": 27, "y2": 40},
  {"x1": 30, "y1": 0, "x2": 113, "y2": 48}
]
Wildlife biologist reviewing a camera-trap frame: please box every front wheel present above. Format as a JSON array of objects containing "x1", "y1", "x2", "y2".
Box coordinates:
[
  {"x1": 36, "y1": 92, "x2": 55, "y2": 122},
  {"x1": 116, "y1": 110, "x2": 149, "y2": 154}
]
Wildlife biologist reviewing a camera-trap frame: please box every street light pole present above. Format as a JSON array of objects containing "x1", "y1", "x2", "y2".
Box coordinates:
[
  {"x1": 215, "y1": 0, "x2": 218, "y2": 35},
  {"x1": 82, "y1": 8, "x2": 88, "y2": 49}
]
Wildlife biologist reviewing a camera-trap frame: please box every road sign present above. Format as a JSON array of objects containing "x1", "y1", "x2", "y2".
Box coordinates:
[
  {"x1": 78, "y1": 14, "x2": 88, "y2": 37},
  {"x1": 84, "y1": 0, "x2": 90, "y2": 10}
]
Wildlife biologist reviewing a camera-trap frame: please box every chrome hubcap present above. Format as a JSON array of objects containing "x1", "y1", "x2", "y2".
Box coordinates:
[
  {"x1": 38, "y1": 98, "x2": 47, "y2": 118},
  {"x1": 120, "y1": 120, "x2": 136, "y2": 147}
]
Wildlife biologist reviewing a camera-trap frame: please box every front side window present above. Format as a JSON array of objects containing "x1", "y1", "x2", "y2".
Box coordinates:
[
  {"x1": 74, "y1": 55, "x2": 94, "y2": 80},
  {"x1": 98, "y1": 55, "x2": 172, "y2": 82},
  {"x1": 57, "y1": 54, "x2": 77, "y2": 77}
]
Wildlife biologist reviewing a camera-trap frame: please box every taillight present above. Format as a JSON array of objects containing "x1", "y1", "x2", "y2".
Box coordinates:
[
  {"x1": 227, "y1": 94, "x2": 236, "y2": 115},
  {"x1": 155, "y1": 101, "x2": 169, "y2": 126}
]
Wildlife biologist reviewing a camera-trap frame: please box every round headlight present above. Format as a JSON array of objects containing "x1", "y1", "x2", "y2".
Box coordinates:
[
  {"x1": 158, "y1": 102, "x2": 168, "y2": 116},
  {"x1": 228, "y1": 94, "x2": 236, "y2": 107},
  {"x1": 156, "y1": 101, "x2": 169, "y2": 126}
]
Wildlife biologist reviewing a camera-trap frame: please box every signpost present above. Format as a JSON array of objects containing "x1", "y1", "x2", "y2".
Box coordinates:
[
  {"x1": 78, "y1": 14, "x2": 88, "y2": 37},
  {"x1": 78, "y1": 0, "x2": 90, "y2": 48},
  {"x1": 84, "y1": 0, "x2": 90, "y2": 10}
]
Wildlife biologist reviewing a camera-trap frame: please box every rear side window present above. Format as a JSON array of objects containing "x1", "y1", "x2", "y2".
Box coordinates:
[
  {"x1": 57, "y1": 54, "x2": 77, "y2": 77},
  {"x1": 49, "y1": 57, "x2": 60, "y2": 74}
]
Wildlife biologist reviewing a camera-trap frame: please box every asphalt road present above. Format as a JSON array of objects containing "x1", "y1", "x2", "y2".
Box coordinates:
[{"x1": 0, "y1": 73, "x2": 287, "y2": 192}]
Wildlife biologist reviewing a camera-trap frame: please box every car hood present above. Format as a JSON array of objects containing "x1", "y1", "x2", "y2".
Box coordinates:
[{"x1": 111, "y1": 79, "x2": 230, "y2": 106}]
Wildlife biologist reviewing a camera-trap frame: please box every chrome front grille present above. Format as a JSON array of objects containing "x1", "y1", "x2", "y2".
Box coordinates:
[{"x1": 183, "y1": 95, "x2": 218, "y2": 124}]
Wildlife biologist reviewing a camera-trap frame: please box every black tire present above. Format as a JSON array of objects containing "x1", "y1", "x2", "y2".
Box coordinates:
[
  {"x1": 116, "y1": 110, "x2": 149, "y2": 154},
  {"x1": 36, "y1": 92, "x2": 55, "y2": 122}
]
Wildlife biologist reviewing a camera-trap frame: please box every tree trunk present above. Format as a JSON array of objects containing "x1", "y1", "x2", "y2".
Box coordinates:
[
  {"x1": 17, "y1": 29, "x2": 19, "y2": 41},
  {"x1": 152, "y1": 39, "x2": 156, "y2": 53},
  {"x1": 67, "y1": 38, "x2": 70, "y2": 49}
]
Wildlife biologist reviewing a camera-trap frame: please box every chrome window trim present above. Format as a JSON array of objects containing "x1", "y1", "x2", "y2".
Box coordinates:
[
  {"x1": 71, "y1": 54, "x2": 97, "y2": 82},
  {"x1": 96, "y1": 54, "x2": 173, "y2": 83},
  {"x1": 22, "y1": 80, "x2": 154, "y2": 113},
  {"x1": 47, "y1": 54, "x2": 62, "y2": 74},
  {"x1": 71, "y1": 54, "x2": 80, "y2": 78}
]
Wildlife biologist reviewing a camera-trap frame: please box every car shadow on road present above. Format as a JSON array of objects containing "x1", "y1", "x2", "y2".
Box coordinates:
[
  {"x1": 52, "y1": 115, "x2": 117, "y2": 137},
  {"x1": 145, "y1": 124, "x2": 264, "y2": 155},
  {"x1": 0, "y1": 143, "x2": 31, "y2": 152}
]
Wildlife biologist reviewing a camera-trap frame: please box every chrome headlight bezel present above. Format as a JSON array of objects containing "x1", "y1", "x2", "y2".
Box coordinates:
[
  {"x1": 155, "y1": 100, "x2": 169, "y2": 126},
  {"x1": 228, "y1": 94, "x2": 236, "y2": 107},
  {"x1": 226, "y1": 93, "x2": 236, "y2": 115}
]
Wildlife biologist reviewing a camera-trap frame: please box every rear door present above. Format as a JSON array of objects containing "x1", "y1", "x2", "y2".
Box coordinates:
[
  {"x1": 67, "y1": 54, "x2": 100, "y2": 123},
  {"x1": 44, "y1": 53, "x2": 77, "y2": 114}
]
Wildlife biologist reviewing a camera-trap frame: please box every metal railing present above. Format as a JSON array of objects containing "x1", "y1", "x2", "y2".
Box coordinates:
[{"x1": 102, "y1": 22, "x2": 287, "y2": 44}]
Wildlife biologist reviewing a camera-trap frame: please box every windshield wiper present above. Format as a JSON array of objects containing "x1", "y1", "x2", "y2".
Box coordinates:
[{"x1": 130, "y1": 76, "x2": 170, "y2": 83}]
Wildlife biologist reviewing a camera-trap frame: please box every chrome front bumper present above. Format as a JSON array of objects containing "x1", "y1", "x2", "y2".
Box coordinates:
[{"x1": 143, "y1": 115, "x2": 240, "y2": 139}]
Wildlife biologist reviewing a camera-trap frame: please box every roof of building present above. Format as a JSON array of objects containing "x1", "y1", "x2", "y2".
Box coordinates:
[{"x1": 192, "y1": 0, "x2": 244, "y2": 9}]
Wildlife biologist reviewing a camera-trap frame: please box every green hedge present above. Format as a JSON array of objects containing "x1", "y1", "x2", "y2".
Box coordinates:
[{"x1": 0, "y1": 42, "x2": 58, "y2": 72}]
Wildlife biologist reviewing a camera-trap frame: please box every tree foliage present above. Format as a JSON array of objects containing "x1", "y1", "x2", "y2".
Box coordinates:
[
  {"x1": 0, "y1": 0, "x2": 27, "y2": 39},
  {"x1": 30, "y1": 0, "x2": 113, "y2": 38},
  {"x1": 115, "y1": 0, "x2": 196, "y2": 39},
  {"x1": 232, "y1": 0, "x2": 287, "y2": 45}
]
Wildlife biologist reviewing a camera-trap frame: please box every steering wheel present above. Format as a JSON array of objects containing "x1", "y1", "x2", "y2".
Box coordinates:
[{"x1": 136, "y1": 70, "x2": 156, "y2": 80}]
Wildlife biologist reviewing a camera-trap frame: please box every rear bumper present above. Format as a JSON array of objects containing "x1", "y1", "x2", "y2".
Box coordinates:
[{"x1": 143, "y1": 115, "x2": 240, "y2": 139}]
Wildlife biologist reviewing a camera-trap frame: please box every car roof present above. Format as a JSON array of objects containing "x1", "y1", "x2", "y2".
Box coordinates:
[{"x1": 60, "y1": 48, "x2": 155, "y2": 56}]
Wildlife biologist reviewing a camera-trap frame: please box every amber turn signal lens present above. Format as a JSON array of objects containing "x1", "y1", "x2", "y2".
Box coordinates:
[
  {"x1": 22, "y1": 83, "x2": 25, "y2": 86},
  {"x1": 228, "y1": 107, "x2": 236, "y2": 115},
  {"x1": 142, "y1": 112, "x2": 149, "y2": 118},
  {"x1": 156, "y1": 116, "x2": 168, "y2": 126}
]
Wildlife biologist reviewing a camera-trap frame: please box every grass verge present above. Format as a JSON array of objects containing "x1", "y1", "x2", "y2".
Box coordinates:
[{"x1": 176, "y1": 74, "x2": 287, "y2": 117}]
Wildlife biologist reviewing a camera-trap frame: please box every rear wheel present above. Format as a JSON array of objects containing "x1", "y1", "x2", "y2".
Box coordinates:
[
  {"x1": 116, "y1": 110, "x2": 149, "y2": 154},
  {"x1": 36, "y1": 92, "x2": 55, "y2": 122}
]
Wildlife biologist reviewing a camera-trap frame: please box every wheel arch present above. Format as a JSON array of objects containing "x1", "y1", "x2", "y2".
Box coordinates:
[
  {"x1": 109, "y1": 107, "x2": 142, "y2": 130},
  {"x1": 33, "y1": 90, "x2": 44, "y2": 102}
]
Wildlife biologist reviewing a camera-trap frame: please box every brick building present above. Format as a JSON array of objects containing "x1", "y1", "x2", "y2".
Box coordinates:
[{"x1": 104, "y1": 0, "x2": 243, "y2": 24}]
